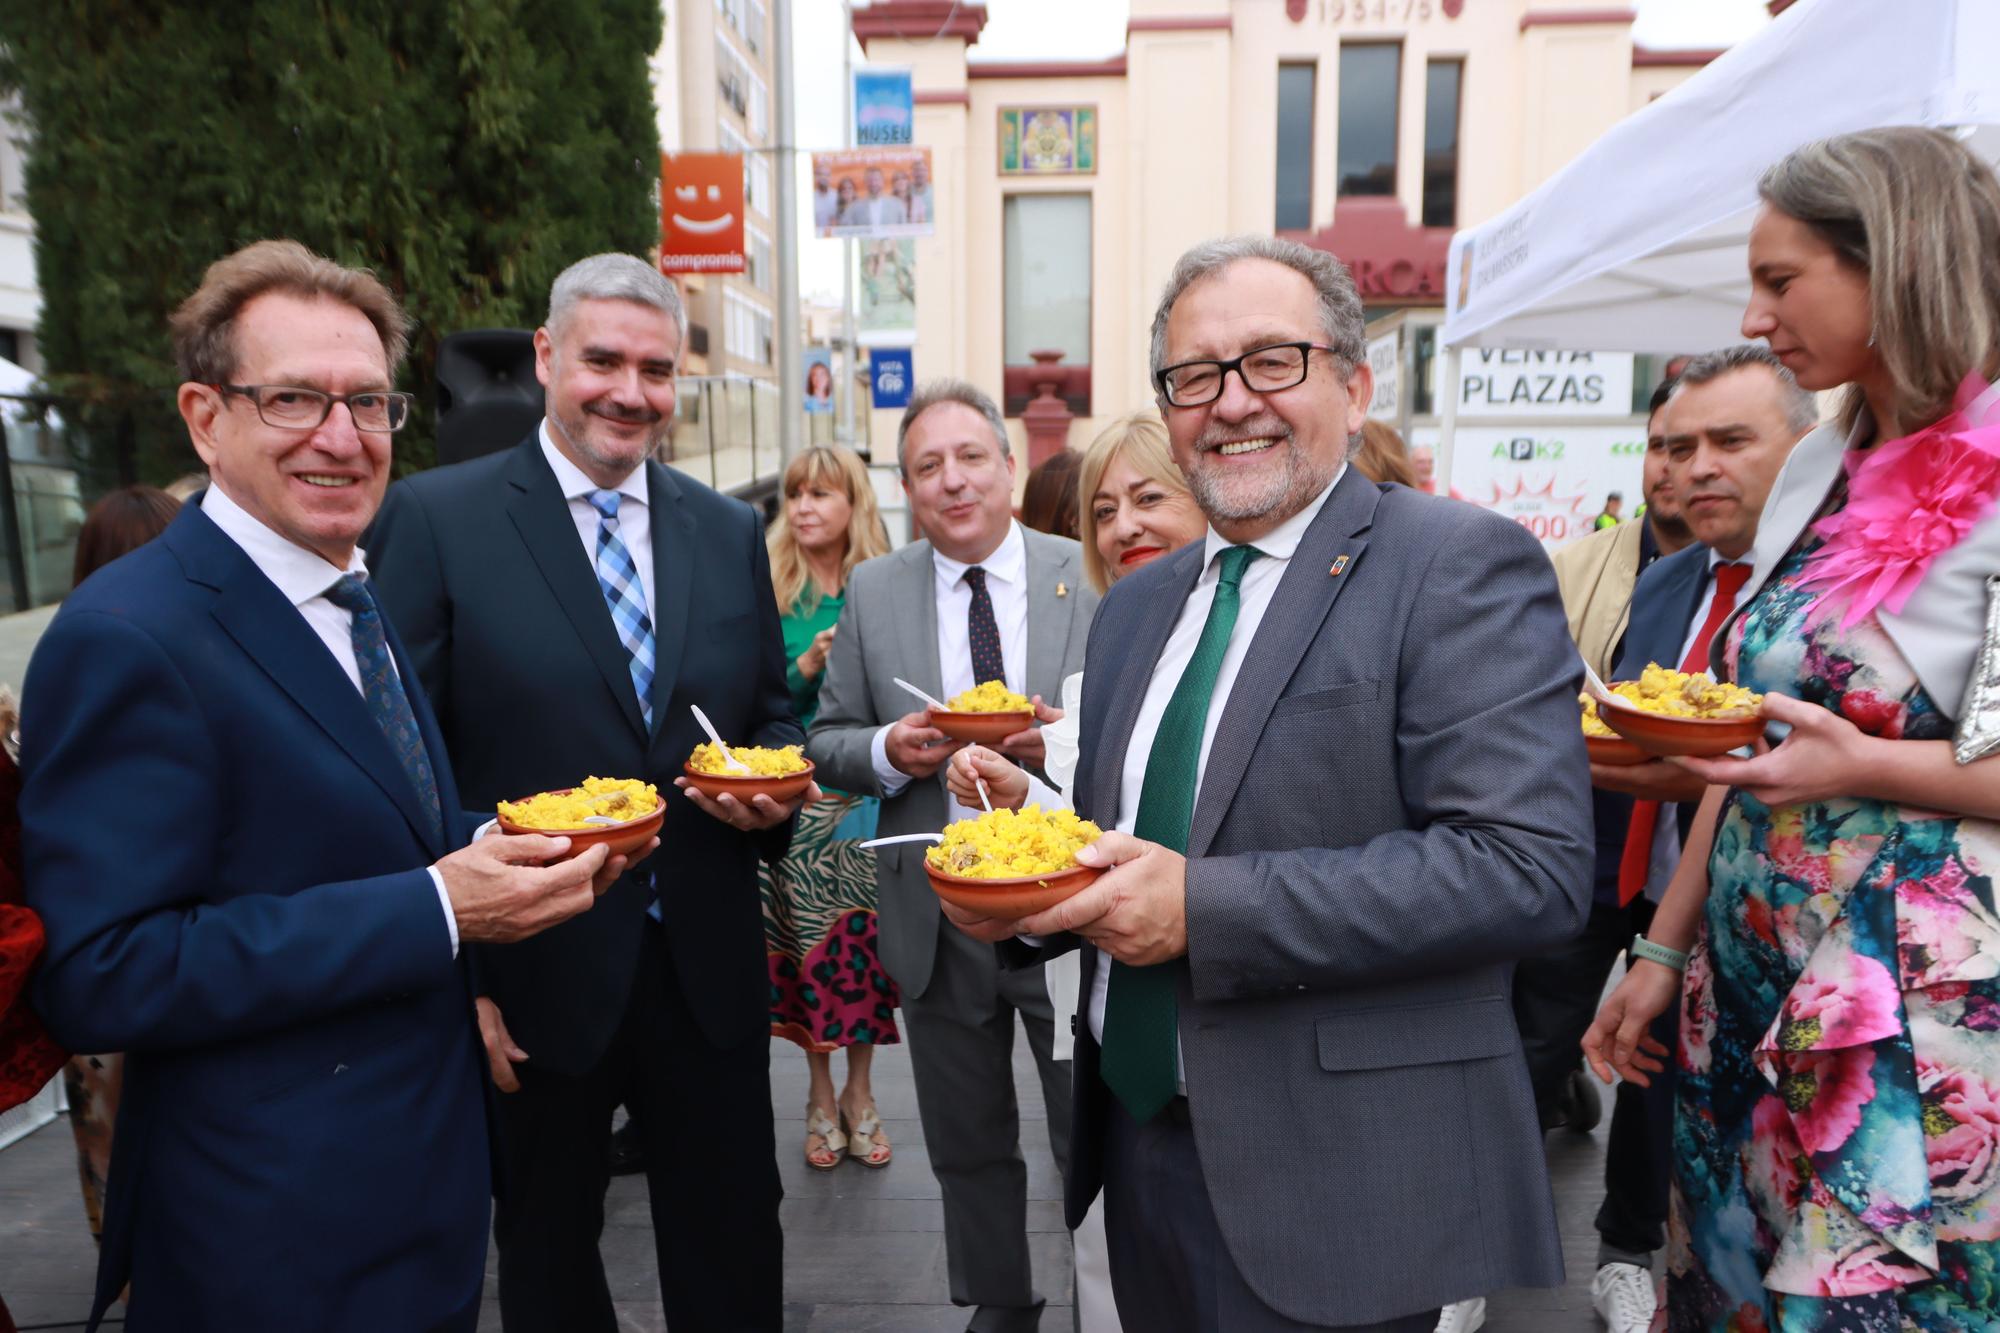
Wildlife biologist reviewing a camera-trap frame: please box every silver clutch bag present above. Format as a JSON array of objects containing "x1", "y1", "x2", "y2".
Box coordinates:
[{"x1": 1957, "y1": 575, "x2": 2000, "y2": 765}]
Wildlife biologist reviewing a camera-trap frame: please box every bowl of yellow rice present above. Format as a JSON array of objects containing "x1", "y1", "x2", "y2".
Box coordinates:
[
  {"x1": 928, "y1": 680, "x2": 1035, "y2": 745},
  {"x1": 923, "y1": 806, "x2": 1103, "y2": 920},
  {"x1": 1579, "y1": 695, "x2": 1649, "y2": 766},
  {"x1": 495, "y1": 776, "x2": 665, "y2": 868},
  {"x1": 682, "y1": 742, "x2": 815, "y2": 805},
  {"x1": 1597, "y1": 664, "x2": 1766, "y2": 758}
]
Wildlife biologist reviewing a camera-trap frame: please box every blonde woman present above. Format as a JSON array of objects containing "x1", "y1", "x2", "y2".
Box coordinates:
[
  {"x1": 949, "y1": 411, "x2": 1203, "y2": 1333},
  {"x1": 762, "y1": 445, "x2": 900, "y2": 1170},
  {"x1": 1585, "y1": 128, "x2": 2000, "y2": 1328}
]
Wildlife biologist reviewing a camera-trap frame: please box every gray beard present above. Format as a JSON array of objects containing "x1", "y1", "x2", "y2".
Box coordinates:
[
  {"x1": 1184, "y1": 435, "x2": 1342, "y2": 525},
  {"x1": 551, "y1": 406, "x2": 666, "y2": 478}
]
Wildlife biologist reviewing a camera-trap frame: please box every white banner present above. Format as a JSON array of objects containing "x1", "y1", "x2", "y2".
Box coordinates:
[
  {"x1": 1456, "y1": 349, "x2": 1633, "y2": 419},
  {"x1": 1365, "y1": 332, "x2": 1400, "y2": 422},
  {"x1": 1413, "y1": 423, "x2": 1645, "y2": 550}
]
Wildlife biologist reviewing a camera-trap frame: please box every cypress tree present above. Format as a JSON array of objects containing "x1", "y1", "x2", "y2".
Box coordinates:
[{"x1": 0, "y1": 1, "x2": 663, "y2": 481}]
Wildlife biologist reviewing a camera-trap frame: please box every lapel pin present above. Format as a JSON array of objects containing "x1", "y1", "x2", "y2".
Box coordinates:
[
  {"x1": 1329, "y1": 556, "x2": 1350, "y2": 577},
  {"x1": 1055, "y1": 581, "x2": 1068, "y2": 599}
]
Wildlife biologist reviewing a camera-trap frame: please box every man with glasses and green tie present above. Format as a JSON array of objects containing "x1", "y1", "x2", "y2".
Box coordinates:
[
  {"x1": 946, "y1": 235, "x2": 1595, "y2": 1332},
  {"x1": 21, "y1": 240, "x2": 627, "y2": 1332}
]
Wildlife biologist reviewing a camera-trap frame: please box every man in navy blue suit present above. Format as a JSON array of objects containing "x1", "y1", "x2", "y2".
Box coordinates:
[{"x1": 20, "y1": 241, "x2": 637, "y2": 1333}]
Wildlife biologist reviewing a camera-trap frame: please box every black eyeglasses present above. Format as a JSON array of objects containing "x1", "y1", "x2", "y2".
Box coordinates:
[
  {"x1": 210, "y1": 384, "x2": 414, "y2": 434},
  {"x1": 1154, "y1": 342, "x2": 1340, "y2": 408}
]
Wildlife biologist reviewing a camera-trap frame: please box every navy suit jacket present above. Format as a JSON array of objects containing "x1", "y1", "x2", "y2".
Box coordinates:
[
  {"x1": 22, "y1": 502, "x2": 489, "y2": 1333},
  {"x1": 1595, "y1": 542, "x2": 1715, "y2": 900},
  {"x1": 366, "y1": 436, "x2": 800, "y2": 1072}
]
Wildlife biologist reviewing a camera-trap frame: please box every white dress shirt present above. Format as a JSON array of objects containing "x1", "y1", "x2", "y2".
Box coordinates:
[
  {"x1": 870, "y1": 521, "x2": 1030, "y2": 827},
  {"x1": 200, "y1": 483, "x2": 459, "y2": 955},
  {"x1": 539, "y1": 420, "x2": 656, "y2": 616},
  {"x1": 1085, "y1": 468, "x2": 1345, "y2": 1080}
]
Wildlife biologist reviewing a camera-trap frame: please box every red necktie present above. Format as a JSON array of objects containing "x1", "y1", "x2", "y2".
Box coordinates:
[{"x1": 1615, "y1": 562, "x2": 1751, "y2": 905}]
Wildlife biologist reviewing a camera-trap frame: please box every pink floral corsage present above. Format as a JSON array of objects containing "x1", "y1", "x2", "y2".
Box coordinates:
[{"x1": 1802, "y1": 376, "x2": 2000, "y2": 630}]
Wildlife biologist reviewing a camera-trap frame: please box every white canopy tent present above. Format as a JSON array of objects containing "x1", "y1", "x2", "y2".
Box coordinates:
[{"x1": 1435, "y1": 0, "x2": 2000, "y2": 488}]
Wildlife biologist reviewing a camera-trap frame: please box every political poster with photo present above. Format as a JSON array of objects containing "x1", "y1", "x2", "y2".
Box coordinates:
[
  {"x1": 812, "y1": 148, "x2": 936, "y2": 239},
  {"x1": 857, "y1": 240, "x2": 916, "y2": 346},
  {"x1": 804, "y1": 347, "x2": 834, "y2": 414},
  {"x1": 854, "y1": 67, "x2": 913, "y2": 146},
  {"x1": 870, "y1": 348, "x2": 913, "y2": 411}
]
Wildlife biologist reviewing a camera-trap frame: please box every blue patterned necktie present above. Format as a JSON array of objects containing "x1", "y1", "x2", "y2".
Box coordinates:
[
  {"x1": 325, "y1": 574, "x2": 444, "y2": 845},
  {"x1": 964, "y1": 565, "x2": 1005, "y2": 688},
  {"x1": 1101, "y1": 544, "x2": 1262, "y2": 1122},
  {"x1": 587, "y1": 489, "x2": 656, "y2": 732}
]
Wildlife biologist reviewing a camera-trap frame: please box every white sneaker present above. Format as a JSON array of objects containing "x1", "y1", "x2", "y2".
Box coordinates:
[
  {"x1": 1591, "y1": 1262, "x2": 1657, "y2": 1333},
  {"x1": 1435, "y1": 1298, "x2": 1486, "y2": 1333}
]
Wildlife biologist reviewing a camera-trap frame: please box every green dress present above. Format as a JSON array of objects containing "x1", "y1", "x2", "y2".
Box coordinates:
[{"x1": 762, "y1": 590, "x2": 900, "y2": 1052}]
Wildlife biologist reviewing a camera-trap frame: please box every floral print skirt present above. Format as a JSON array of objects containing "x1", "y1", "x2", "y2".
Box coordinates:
[
  {"x1": 761, "y1": 792, "x2": 900, "y2": 1052},
  {"x1": 1669, "y1": 536, "x2": 2000, "y2": 1330}
]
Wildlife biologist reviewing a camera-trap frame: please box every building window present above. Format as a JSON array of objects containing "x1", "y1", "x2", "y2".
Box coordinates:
[
  {"x1": 725, "y1": 291, "x2": 774, "y2": 367},
  {"x1": 716, "y1": 38, "x2": 748, "y2": 119},
  {"x1": 747, "y1": 70, "x2": 769, "y2": 140},
  {"x1": 717, "y1": 0, "x2": 763, "y2": 56},
  {"x1": 1422, "y1": 59, "x2": 1462, "y2": 228},
  {"x1": 1274, "y1": 62, "x2": 1316, "y2": 231},
  {"x1": 1003, "y1": 193, "x2": 1092, "y2": 415},
  {"x1": 745, "y1": 225, "x2": 772, "y2": 293},
  {"x1": 748, "y1": 155, "x2": 772, "y2": 218},
  {"x1": 1336, "y1": 43, "x2": 1400, "y2": 198}
]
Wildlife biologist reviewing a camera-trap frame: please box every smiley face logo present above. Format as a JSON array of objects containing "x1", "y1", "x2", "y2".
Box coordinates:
[{"x1": 673, "y1": 183, "x2": 736, "y2": 235}]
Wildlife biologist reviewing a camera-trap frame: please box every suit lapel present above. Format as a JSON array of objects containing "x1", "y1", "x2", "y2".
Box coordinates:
[
  {"x1": 897, "y1": 543, "x2": 945, "y2": 706},
  {"x1": 1089, "y1": 544, "x2": 1204, "y2": 832},
  {"x1": 502, "y1": 439, "x2": 648, "y2": 740},
  {"x1": 644, "y1": 461, "x2": 695, "y2": 745},
  {"x1": 172, "y1": 507, "x2": 446, "y2": 856},
  {"x1": 1022, "y1": 531, "x2": 1076, "y2": 698},
  {"x1": 1188, "y1": 470, "x2": 1379, "y2": 858}
]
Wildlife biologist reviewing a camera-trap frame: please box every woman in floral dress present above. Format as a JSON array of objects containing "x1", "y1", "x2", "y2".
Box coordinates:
[
  {"x1": 762, "y1": 445, "x2": 900, "y2": 1169},
  {"x1": 1586, "y1": 127, "x2": 2000, "y2": 1329}
]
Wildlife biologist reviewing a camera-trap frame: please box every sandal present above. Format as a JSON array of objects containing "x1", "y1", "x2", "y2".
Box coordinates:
[
  {"x1": 843, "y1": 1104, "x2": 892, "y2": 1169},
  {"x1": 805, "y1": 1105, "x2": 846, "y2": 1171}
]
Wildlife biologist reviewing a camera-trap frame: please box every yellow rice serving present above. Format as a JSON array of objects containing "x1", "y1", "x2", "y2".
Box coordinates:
[
  {"x1": 1579, "y1": 695, "x2": 1619, "y2": 738},
  {"x1": 687, "y1": 742, "x2": 810, "y2": 776},
  {"x1": 926, "y1": 805, "x2": 1103, "y2": 880},
  {"x1": 942, "y1": 680, "x2": 1033, "y2": 714},
  {"x1": 1607, "y1": 663, "x2": 1763, "y2": 719},
  {"x1": 499, "y1": 776, "x2": 660, "y2": 829}
]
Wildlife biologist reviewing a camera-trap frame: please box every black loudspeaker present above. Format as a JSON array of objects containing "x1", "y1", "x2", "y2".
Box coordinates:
[{"x1": 435, "y1": 329, "x2": 544, "y2": 465}]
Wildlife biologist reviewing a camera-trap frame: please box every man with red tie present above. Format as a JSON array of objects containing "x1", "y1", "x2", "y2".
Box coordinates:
[{"x1": 1566, "y1": 344, "x2": 1816, "y2": 1333}]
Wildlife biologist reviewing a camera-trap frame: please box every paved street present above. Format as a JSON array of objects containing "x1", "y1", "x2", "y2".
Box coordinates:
[{"x1": 1, "y1": 1030, "x2": 1632, "y2": 1331}]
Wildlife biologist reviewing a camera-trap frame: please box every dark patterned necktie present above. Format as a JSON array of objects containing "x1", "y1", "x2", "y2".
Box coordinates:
[
  {"x1": 1101, "y1": 544, "x2": 1262, "y2": 1121},
  {"x1": 325, "y1": 574, "x2": 444, "y2": 845},
  {"x1": 965, "y1": 566, "x2": 1005, "y2": 687}
]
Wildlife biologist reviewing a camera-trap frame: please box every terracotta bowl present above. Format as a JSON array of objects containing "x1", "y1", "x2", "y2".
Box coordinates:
[
  {"x1": 924, "y1": 860, "x2": 1101, "y2": 922},
  {"x1": 680, "y1": 759, "x2": 816, "y2": 807},
  {"x1": 1600, "y1": 701, "x2": 1766, "y2": 758},
  {"x1": 1585, "y1": 733, "x2": 1651, "y2": 767},
  {"x1": 495, "y1": 790, "x2": 666, "y2": 868},
  {"x1": 928, "y1": 708, "x2": 1034, "y2": 745}
]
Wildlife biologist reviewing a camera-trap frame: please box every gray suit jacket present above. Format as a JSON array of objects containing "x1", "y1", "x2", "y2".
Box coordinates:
[
  {"x1": 1063, "y1": 470, "x2": 1593, "y2": 1323},
  {"x1": 807, "y1": 527, "x2": 1098, "y2": 998}
]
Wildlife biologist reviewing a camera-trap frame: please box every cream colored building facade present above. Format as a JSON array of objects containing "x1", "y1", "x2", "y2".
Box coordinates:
[{"x1": 852, "y1": 0, "x2": 1733, "y2": 460}]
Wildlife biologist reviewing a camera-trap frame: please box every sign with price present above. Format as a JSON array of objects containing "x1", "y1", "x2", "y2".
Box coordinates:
[{"x1": 1412, "y1": 424, "x2": 1646, "y2": 551}]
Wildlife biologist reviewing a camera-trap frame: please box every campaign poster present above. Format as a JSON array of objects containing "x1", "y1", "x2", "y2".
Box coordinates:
[
  {"x1": 854, "y1": 67, "x2": 913, "y2": 146},
  {"x1": 659, "y1": 152, "x2": 745, "y2": 274},
  {"x1": 857, "y1": 240, "x2": 916, "y2": 346},
  {"x1": 870, "y1": 348, "x2": 913, "y2": 410},
  {"x1": 812, "y1": 148, "x2": 936, "y2": 239},
  {"x1": 804, "y1": 347, "x2": 834, "y2": 414}
]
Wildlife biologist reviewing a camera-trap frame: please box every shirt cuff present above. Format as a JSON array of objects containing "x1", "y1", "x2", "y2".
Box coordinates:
[
  {"x1": 428, "y1": 866, "x2": 460, "y2": 959},
  {"x1": 1024, "y1": 773, "x2": 1066, "y2": 810},
  {"x1": 870, "y1": 722, "x2": 915, "y2": 798}
]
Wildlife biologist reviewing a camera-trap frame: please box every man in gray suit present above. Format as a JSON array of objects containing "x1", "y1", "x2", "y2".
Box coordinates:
[
  {"x1": 950, "y1": 237, "x2": 1594, "y2": 1331},
  {"x1": 807, "y1": 379, "x2": 1098, "y2": 1332}
]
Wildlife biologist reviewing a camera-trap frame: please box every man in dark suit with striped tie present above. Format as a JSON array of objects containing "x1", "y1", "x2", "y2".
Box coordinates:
[{"x1": 368, "y1": 253, "x2": 805, "y2": 1331}]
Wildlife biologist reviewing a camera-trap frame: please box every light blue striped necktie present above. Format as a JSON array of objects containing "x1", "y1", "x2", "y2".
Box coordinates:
[{"x1": 586, "y1": 489, "x2": 656, "y2": 732}]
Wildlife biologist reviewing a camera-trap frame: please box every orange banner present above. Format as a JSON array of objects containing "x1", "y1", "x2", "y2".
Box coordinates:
[{"x1": 660, "y1": 152, "x2": 746, "y2": 274}]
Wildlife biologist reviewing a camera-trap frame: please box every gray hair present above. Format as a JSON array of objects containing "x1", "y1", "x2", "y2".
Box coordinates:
[
  {"x1": 1671, "y1": 344, "x2": 1820, "y2": 435},
  {"x1": 546, "y1": 253, "x2": 688, "y2": 343},
  {"x1": 1148, "y1": 235, "x2": 1367, "y2": 384},
  {"x1": 894, "y1": 378, "x2": 1012, "y2": 475},
  {"x1": 1760, "y1": 128, "x2": 2000, "y2": 431}
]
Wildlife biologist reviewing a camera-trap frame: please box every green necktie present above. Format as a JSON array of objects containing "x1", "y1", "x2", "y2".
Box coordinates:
[{"x1": 1101, "y1": 543, "x2": 1261, "y2": 1122}]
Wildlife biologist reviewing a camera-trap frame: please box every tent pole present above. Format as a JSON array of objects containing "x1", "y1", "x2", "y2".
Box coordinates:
[{"x1": 1435, "y1": 343, "x2": 1461, "y2": 498}]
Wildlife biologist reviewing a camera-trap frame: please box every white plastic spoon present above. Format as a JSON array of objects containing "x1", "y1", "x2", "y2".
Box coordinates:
[
  {"x1": 1579, "y1": 651, "x2": 1644, "y2": 712},
  {"x1": 893, "y1": 676, "x2": 949, "y2": 712},
  {"x1": 690, "y1": 703, "x2": 751, "y2": 772},
  {"x1": 859, "y1": 832, "x2": 945, "y2": 849}
]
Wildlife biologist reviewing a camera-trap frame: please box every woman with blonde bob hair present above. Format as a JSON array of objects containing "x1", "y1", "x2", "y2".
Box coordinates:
[
  {"x1": 1585, "y1": 127, "x2": 2000, "y2": 1328},
  {"x1": 760, "y1": 445, "x2": 902, "y2": 1172},
  {"x1": 1075, "y1": 410, "x2": 1207, "y2": 594}
]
